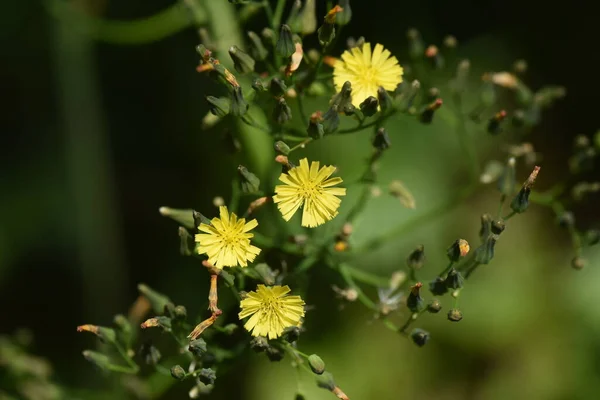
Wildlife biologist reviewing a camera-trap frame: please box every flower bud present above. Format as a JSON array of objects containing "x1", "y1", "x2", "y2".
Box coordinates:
[
  {"x1": 318, "y1": 6, "x2": 342, "y2": 46},
  {"x1": 446, "y1": 239, "x2": 470, "y2": 262},
  {"x1": 199, "y1": 368, "x2": 216, "y2": 385},
  {"x1": 429, "y1": 277, "x2": 448, "y2": 296},
  {"x1": 247, "y1": 31, "x2": 268, "y2": 61},
  {"x1": 250, "y1": 336, "x2": 269, "y2": 352},
  {"x1": 298, "y1": 0, "x2": 317, "y2": 34},
  {"x1": 174, "y1": 305, "x2": 187, "y2": 320},
  {"x1": 269, "y1": 77, "x2": 287, "y2": 97},
  {"x1": 372, "y1": 127, "x2": 391, "y2": 152},
  {"x1": 237, "y1": 165, "x2": 260, "y2": 193},
  {"x1": 140, "y1": 316, "x2": 172, "y2": 331},
  {"x1": 266, "y1": 346, "x2": 285, "y2": 362},
  {"x1": 377, "y1": 87, "x2": 394, "y2": 113},
  {"x1": 389, "y1": 180, "x2": 416, "y2": 209},
  {"x1": 584, "y1": 229, "x2": 600, "y2": 246},
  {"x1": 406, "y1": 245, "x2": 425, "y2": 269},
  {"x1": 557, "y1": 211, "x2": 575, "y2": 229},
  {"x1": 229, "y1": 45, "x2": 255, "y2": 74},
  {"x1": 331, "y1": 81, "x2": 353, "y2": 110},
  {"x1": 140, "y1": 342, "x2": 161, "y2": 365},
  {"x1": 76, "y1": 325, "x2": 117, "y2": 344},
  {"x1": 179, "y1": 227, "x2": 194, "y2": 256},
  {"x1": 510, "y1": 166, "x2": 540, "y2": 214},
  {"x1": 273, "y1": 97, "x2": 292, "y2": 125},
  {"x1": 571, "y1": 256, "x2": 586, "y2": 270},
  {"x1": 444, "y1": 35, "x2": 458, "y2": 48},
  {"x1": 283, "y1": 326, "x2": 301, "y2": 343},
  {"x1": 419, "y1": 99, "x2": 443, "y2": 124},
  {"x1": 113, "y1": 314, "x2": 133, "y2": 344},
  {"x1": 254, "y1": 263, "x2": 276, "y2": 285},
  {"x1": 188, "y1": 338, "x2": 207, "y2": 356},
  {"x1": 295, "y1": 394, "x2": 306, "y2": 400},
  {"x1": 336, "y1": 0, "x2": 352, "y2": 25},
  {"x1": 487, "y1": 110, "x2": 507, "y2": 135},
  {"x1": 407, "y1": 29, "x2": 424, "y2": 60},
  {"x1": 425, "y1": 45, "x2": 444, "y2": 69},
  {"x1": 450, "y1": 59, "x2": 470, "y2": 95},
  {"x1": 445, "y1": 268, "x2": 464, "y2": 290},
  {"x1": 308, "y1": 112, "x2": 325, "y2": 139},
  {"x1": 407, "y1": 282, "x2": 424, "y2": 312},
  {"x1": 410, "y1": 328, "x2": 430, "y2": 347},
  {"x1": 230, "y1": 86, "x2": 249, "y2": 116},
  {"x1": 447, "y1": 309, "x2": 463, "y2": 322},
  {"x1": 360, "y1": 96, "x2": 379, "y2": 117},
  {"x1": 171, "y1": 365, "x2": 186, "y2": 380},
  {"x1": 427, "y1": 299, "x2": 442, "y2": 313},
  {"x1": 274, "y1": 141, "x2": 291, "y2": 155},
  {"x1": 323, "y1": 105, "x2": 340, "y2": 133},
  {"x1": 82, "y1": 350, "x2": 112, "y2": 370},
  {"x1": 192, "y1": 210, "x2": 211, "y2": 228},
  {"x1": 475, "y1": 235, "x2": 497, "y2": 264},
  {"x1": 206, "y1": 96, "x2": 230, "y2": 117},
  {"x1": 308, "y1": 354, "x2": 326, "y2": 374},
  {"x1": 276, "y1": 24, "x2": 296, "y2": 58},
  {"x1": 491, "y1": 220, "x2": 505, "y2": 235},
  {"x1": 497, "y1": 157, "x2": 516, "y2": 196},
  {"x1": 479, "y1": 213, "x2": 493, "y2": 241},
  {"x1": 396, "y1": 80, "x2": 421, "y2": 112},
  {"x1": 316, "y1": 371, "x2": 336, "y2": 390},
  {"x1": 137, "y1": 284, "x2": 172, "y2": 314}
]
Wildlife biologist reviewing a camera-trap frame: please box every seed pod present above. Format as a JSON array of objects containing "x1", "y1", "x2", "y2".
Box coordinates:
[{"x1": 410, "y1": 328, "x2": 430, "y2": 347}]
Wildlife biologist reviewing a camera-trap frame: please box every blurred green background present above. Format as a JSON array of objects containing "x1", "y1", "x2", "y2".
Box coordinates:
[{"x1": 2, "y1": 0, "x2": 600, "y2": 399}]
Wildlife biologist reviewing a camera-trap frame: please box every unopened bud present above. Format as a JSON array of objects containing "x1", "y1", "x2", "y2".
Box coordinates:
[
  {"x1": 137, "y1": 284, "x2": 172, "y2": 314},
  {"x1": 316, "y1": 371, "x2": 336, "y2": 390},
  {"x1": 171, "y1": 365, "x2": 186, "y2": 380},
  {"x1": 479, "y1": 213, "x2": 493, "y2": 241},
  {"x1": 276, "y1": 24, "x2": 296, "y2": 58},
  {"x1": 450, "y1": 59, "x2": 470, "y2": 94},
  {"x1": 159, "y1": 206, "x2": 195, "y2": 229},
  {"x1": 425, "y1": 45, "x2": 444, "y2": 68},
  {"x1": 427, "y1": 299, "x2": 442, "y2": 313},
  {"x1": 206, "y1": 96, "x2": 230, "y2": 117},
  {"x1": 238, "y1": 165, "x2": 260, "y2": 193},
  {"x1": 298, "y1": 0, "x2": 317, "y2": 35},
  {"x1": 377, "y1": 87, "x2": 394, "y2": 113},
  {"x1": 308, "y1": 354, "x2": 326, "y2": 374},
  {"x1": 475, "y1": 235, "x2": 497, "y2": 264},
  {"x1": 336, "y1": 0, "x2": 352, "y2": 25},
  {"x1": 513, "y1": 59, "x2": 528, "y2": 74},
  {"x1": 199, "y1": 368, "x2": 216, "y2": 385},
  {"x1": 266, "y1": 346, "x2": 285, "y2": 362},
  {"x1": 491, "y1": 219, "x2": 505, "y2": 235},
  {"x1": 406, "y1": 245, "x2": 425, "y2": 269},
  {"x1": 323, "y1": 106, "x2": 340, "y2": 133},
  {"x1": 557, "y1": 211, "x2": 575, "y2": 229},
  {"x1": 249, "y1": 336, "x2": 269, "y2": 352},
  {"x1": 273, "y1": 97, "x2": 292, "y2": 125},
  {"x1": 447, "y1": 308, "x2": 463, "y2": 322},
  {"x1": 446, "y1": 239, "x2": 470, "y2": 262},
  {"x1": 419, "y1": 99, "x2": 443, "y2": 124},
  {"x1": 571, "y1": 256, "x2": 586, "y2": 270},
  {"x1": 140, "y1": 316, "x2": 172, "y2": 331},
  {"x1": 179, "y1": 227, "x2": 194, "y2": 256},
  {"x1": 389, "y1": 180, "x2": 416, "y2": 209},
  {"x1": 497, "y1": 157, "x2": 516, "y2": 196},
  {"x1": 140, "y1": 343, "x2": 161, "y2": 365},
  {"x1": 188, "y1": 338, "x2": 207, "y2": 356},
  {"x1": 445, "y1": 268, "x2": 464, "y2": 290},
  {"x1": 510, "y1": 166, "x2": 540, "y2": 214},
  {"x1": 331, "y1": 81, "x2": 353, "y2": 109},
  {"x1": 274, "y1": 141, "x2": 291, "y2": 155},
  {"x1": 318, "y1": 6, "x2": 342, "y2": 46},
  {"x1": 113, "y1": 314, "x2": 132, "y2": 343},
  {"x1": 429, "y1": 277, "x2": 448, "y2": 296},
  {"x1": 230, "y1": 86, "x2": 249, "y2": 116},
  {"x1": 82, "y1": 350, "x2": 112, "y2": 370},
  {"x1": 410, "y1": 328, "x2": 430, "y2": 347},
  {"x1": 193, "y1": 210, "x2": 211, "y2": 228},
  {"x1": 407, "y1": 28, "x2": 424, "y2": 60},
  {"x1": 270, "y1": 77, "x2": 288, "y2": 97},
  {"x1": 334, "y1": 240, "x2": 348, "y2": 252},
  {"x1": 396, "y1": 80, "x2": 421, "y2": 112},
  {"x1": 76, "y1": 325, "x2": 117, "y2": 344},
  {"x1": 229, "y1": 46, "x2": 255, "y2": 74},
  {"x1": 360, "y1": 96, "x2": 379, "y2": 117},
  {"x1": 584, "y1": 229, "x2": 600, "y2": 246},
  {"x1": 372, "y1": 127, "x2": 391, "y2": 151},
  {"x1": 487, "y1": 110, "x2": 507, "y2": 135},
  {"x1": 407, "y1": 282, "x2": 424, "y2": 312},
  {"x1": 444, "y1": 35, "x2": 458, "y2": 48}
]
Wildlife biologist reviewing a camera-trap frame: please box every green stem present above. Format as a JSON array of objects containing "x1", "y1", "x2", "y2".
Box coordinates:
[
  {"x1": 338, "y1": 263, "x2": 377, "y2": 309},
  {"x1": 503, "y1": 210, "x2": 517, "y2": 220},
  {"x1": 341, "y1": 264, "x2": 389, "y2": 287},
  {"x1": 452, "y1": 96, "x2": 479, "y2": 183},
  {"x1": 438, "y1": 261, "x2": 455, "y2": 278},
  {"x1": 464, "y1": 261, "x2": 481, "y2": 279},
  {"x1": 272, "y1": 0, "x2": 287, "y2": 29}
]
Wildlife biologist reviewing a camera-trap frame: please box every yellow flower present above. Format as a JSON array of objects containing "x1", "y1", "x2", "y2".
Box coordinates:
[
  {"x1": 273, "y1": 158, "x2": 346, "y2": 228},
  {"x1": 238, "y1": 285, "x2": 305, "y2": 339},
  {"x1": 333, "y1": 43, "x2": 403, "y2": 107},
  {"x1": 195, "y1": 205, "x2": 260, "y2": 269}
]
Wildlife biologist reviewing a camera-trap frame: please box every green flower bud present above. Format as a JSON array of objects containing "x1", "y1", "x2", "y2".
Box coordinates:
[
  {"x1": 276, "y1": 24, "x2": 296, "y2": 58},
  {"x1": 419, "y1": 99, "x2": 443, "y2": 124},
  {"x1": 193, "y1": 210, "x2": 211, "y2": 227},
  {"x1": 410, "y1": 328, "x2": 429, "y2": 347},
  {"x1": 491, "y1": 219, "x2": 506, "y2": 235},
  {"x1": 254, "y1": 263, "x2": 276, "y2": 285},
  {"x1": 487, "y1": 110, "x2": 507, "y2": 135},
  {"x1": 140, "y1": 343, "x2": 161, "y2": 365},
  {"x1": 445, "y1": 268, "x2": 464, "y2": 290},
  {"x1": 497, "y1": 157, "x2": 516, "y2": 196},
  {"x1": 479, "y1": 213, "x2": 493, "y2": 241},
  {"x1": 137, "y1": 284, "x2": 172, "y2": 314},
  {"x1": 331, "y1": 81, "x2": 353, "y2": 110},
  {"x1": 429, "y1": 277, "x2": 448, "y2": 296},
  {"x1": 174, "y1": 305, "x2": 187, "y2": 320},
  {"x1": 188, "y1": 338, "x2": 207, "y2": 356},
  {"x1": 377, "y1": 87, "x2": 394, "y2": 114},
  {"x1": 247, "y1": 31, "x2": 268, "y2": 61},
  {"x1": 229, "y1": 45, "x2": 255, "y2": 74},
  {"x1": 406, "y1": 245, "x2": 425, "y2": 269},
  {"x1": 557, "y1": 211, "x2": 575, "y2": 229},
  {"x1": 372, "y1": 127, "x2": 391, "y2": 151},
  {"x1": 252, "y1": 78, "x2": 267, "y2": 92},
  {"x1": 425, "y1": 45, "x2": 444, "y2": 69},
  {"x1": 446, "y1": 239, "x2": 470, "y2": 262},
  {"x1": 407, "y1": 283, "x2": 425, "y2": 312},
  {"x1": 273, "y1": 97, "x2": 292, "y2": 125},
  {"x1": 198, "y1": 368, "x2": 216, "y2": 386},
  {"x1": 474, "y1": 235, "x2": 497, "y2": 264},
  {"x1": 447, "y1": 308, "x2": 463, "y2": 322},
  {"x1": 427, "y1": 299, "x2": 442, "y2": 313},
  {"x1": 283, "y1": 326, "x2": 301, "y2": 343},
  {"x1": 178, "y1": 227, "x2": 194, "y2": 256},
  {"x1": 298, "y1": 0, "x2": 317, "y2": 34},
  {"x1": 274, "y1": 141, "x2": 291, "y2": 155},
  {"x1": 266, "y1": 346, "x2": 285, "y2": 362},
  {"x1": 82, "y1": 350, "x2": 112, "y2": 370},
  {"x1": 171, "y1": 365, "x2": 186, "y2": 380},
  {"x1": 407, "y1": 29, "x2": 424, "y2": 60},
  {"x1": 584, "y1": 229, "x2": 600, "y2": 246},
  {"x1": 318, "y1": 23, "x2": 335, "y2": 46},
  {"x1": 261, "y1": 27, "x2": 276, "y2": 46},
  {"x1": 510, "y1": 186, "x2": 531, "y2": 213},
  {"x1": 238, "y1": 165, "x2": 260, "y2": 193},
  {"x1": 308, "y1": 354, "x2": 326, "y2": 374},
  {"x1": 336, "y1": 0, "x2": 352, "y2": 25},
  {"x1": 269, "y1": 77, "x2": 288, "y2": 97},
  {"x1": 323, "y1": 106, "x2": 340, "y2": 133},
  {"x1": 113, "y1": 314, "x2": 132, "y2": 344},
  {"x1": 206, "y1": 96, "x2": 230, "y2": 117},
  {"x1": 250, "y1": 336, "x2": 269, "y2": 352},
  {"x1": 316, "y1": 371, "x2": 336, "y2": 390},
  {"x1": 360, "y1": 96, "x2": 379, "y2": 117},
  {"x1": 396, "y1": 80, "x2": 421, "y2": 112},
  {"x1": 230, "y1": 86, "x2": 249, "y2": 117},
  {"x1": 572, "y1": 256, "x2": 586, "y2": 270}
]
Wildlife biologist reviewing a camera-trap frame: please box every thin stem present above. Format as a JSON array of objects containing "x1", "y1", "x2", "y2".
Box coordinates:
[
  {"x1": 229, "y1": 178, "x2": 241, "y2": 213},
  {"x1": 289, "y1": 138, "x2": 313, "y2": 152},
  {"x1": 262, "y1": 0, "x2": 274, "y2": 23},
  {"x1": 438, "y1": 261, "x2": 455, "y2": 278},
  {"x1": 341, "y1": 264, "x2": 389, "y2": 287},
  {"x1": 452, "y1": 96, "x2": 479, "y2": 183},
  {"x1": 272, "y1": 0, "x2": 286, "y2": 29},
  {"x1": 338, "y1": 263, "x2": 377, "y2": 309},
  {"x1": 297, "y1": 95, "x2": 309, "y2": 128},
  {"x1": 464, "y1": 261, "x2": 481, "y2": 279},
  {"x1": 503, "y1": 210, "x2": 517, "y2": 220},
  {"x1": 496, "y1": 194, "x2": 506, "y2": 219},
  {"x1": 399, "y1": 312, "x2": 418, "y2": 334}
]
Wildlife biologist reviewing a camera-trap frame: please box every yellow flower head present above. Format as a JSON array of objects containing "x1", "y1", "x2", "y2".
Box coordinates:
[
  {"x1": 273, "y1": 158, "x2": 346, "y2": 228},
  {"x1": 195, "y1": 205, "x2": 260, "y2": 269},
  {"x1": 238, "y1": 285, "x2": 305, "y2": 339},
  {"x1": 333, "y1": 43, "x2": 403, "y2": 107}
]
